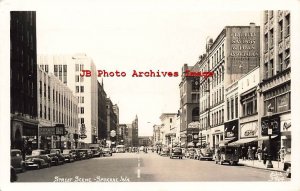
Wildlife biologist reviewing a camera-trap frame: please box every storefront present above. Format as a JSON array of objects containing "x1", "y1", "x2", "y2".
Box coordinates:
[
  {"x1": 211, "y1": 126, "x2": 224, "y2": 148},
  {"x1": 230, "y1": 121, "x2": 259, "y2": 148},
  {"x1": 280, "y1": 116, "x2": 291, "y2": 153}
]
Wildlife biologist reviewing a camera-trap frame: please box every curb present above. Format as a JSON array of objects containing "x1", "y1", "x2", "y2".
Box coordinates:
[{"x1": 240, "y1": 163, "x2": 285, "y2": 173}]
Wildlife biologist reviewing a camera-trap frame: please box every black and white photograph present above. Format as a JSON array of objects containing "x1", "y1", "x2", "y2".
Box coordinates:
[{"x1": 1, "y1": 0, "x2": 300, "y2": 191}]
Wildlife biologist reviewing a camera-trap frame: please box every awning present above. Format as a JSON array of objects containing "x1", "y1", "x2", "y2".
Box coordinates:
[
  {"x1": 255, "y1": 135, "x2": 278, "y2": 141},
  {"x1": 187, "y1": 142, "x2": 194, "y2": 147},
  {"x1": 228, "y1": 137, "x2": 257, "y2": 146},
  {"x1": 217, "y1": 138, "x2": 235, "y2": 147}
]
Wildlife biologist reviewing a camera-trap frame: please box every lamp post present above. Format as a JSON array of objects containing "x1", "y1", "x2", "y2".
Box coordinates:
[{"x1": 266, "y1": 108, "x2": 274, "y2": 168}]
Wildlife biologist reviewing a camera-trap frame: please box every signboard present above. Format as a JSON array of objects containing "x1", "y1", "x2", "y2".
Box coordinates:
[
  {"x1": 224, "y1": 119, "x2": 238, "y2": 139},
  {"x1": 39, "y1": 126, "x2": 55, "y2": 136},
  {"x1": 110, "y1": 130, "x2": 116, "y2": 137},
  {"x1": 55, "y1": 124, "x2": 65, "y2": 135},
  {"x1": 240, "y1": 122, "x2": 258, "y2": 138},
  {"x1": 281, "y1": 119, "x2": 291, "y2": 132},
  {"x1": 268, "y1": 128, "x2": 272, "y2": 135},
  {"x1": 261, "y1": 116, "x2": 280, "y2": 136},
  {"x1": 226, "y1": 26, "x2": 260, "y2": 84},
  {"x1": 80, "y1": 135, "x2": 87, "y2": 139}
]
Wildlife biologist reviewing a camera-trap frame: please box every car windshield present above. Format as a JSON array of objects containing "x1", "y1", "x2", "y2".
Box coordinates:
[
  {"x1": 11, "y1": 150, "x2": 21, "y2": 156},
  {"x1": 103, "y1": 148, "x2": 110, "y2": 151},
  {"x1": 173, "y1": 148, "x2": 182, "y2": 152}
]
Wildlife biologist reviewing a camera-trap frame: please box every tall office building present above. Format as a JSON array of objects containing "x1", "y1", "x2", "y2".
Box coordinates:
[
  {"x1": 10, "y1": 11, "x2": 39, "y2": 150},
  {"x1": 38, "y1": 54, "x2": 98, "y2": 145},
  {"x1": 259, "y1": 11, "x2": 291, "y2": 159}
]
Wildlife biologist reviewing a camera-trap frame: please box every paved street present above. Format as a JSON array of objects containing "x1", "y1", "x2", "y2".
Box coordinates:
[{"x1": 16, "y1": 152, "x2": 289, "y2": 182}]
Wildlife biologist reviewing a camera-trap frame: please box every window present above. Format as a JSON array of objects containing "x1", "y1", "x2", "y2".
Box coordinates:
[
  {"x1": 170, "y1": 118, "x2": 172, "y2": 123},
  {"x1": 81, "y1": 96, "x2": 84, "y2": 103},
  {"x1": 80, "y1": 107, "x2": 84, "y2": 114},
  {"x1": 76, "y1": 86, "x2": 79, "y2": 93},
  {"x1": 235, "y1": 97, "x2": 238, "y2": 118},
  {"x1": 227, "y1": 99, "x2": 230, "y2": 120},
  {"x1": 270, "y1": 59, "x2": 274, "y2": 77},
  {"x1": 279, "y1": 54, "x2": 283, "y2": 72},
  {"x1": 264, "y1": 34, "x2": 268, "y2": 52},
  {"x1": 285, "y1": 14, "x2": 290, "y2": 37},
  {"x1": 40, "y1": 104, "x2": 42, "y2": 118},
  {"x1": 81, "y1": 118, "x2": 84, "y2": 124},
  {"x1": 231, "y1": 99, "x2": 234, "y2": 119},
  {"x1": 75, "y1": 64, "x2": 79, "y2": 72},
  {"x1": 192, "y1": 94, "x2": 199, "y2": 103},
  {"x1": 285, "y1": 49, "x2": 290, "y2": 68},
  {"x1": 75, "y1": 75, "x2": 79, "y2": 82},
  {"x1": 80, "y1": 64, "x2": 84, "y2": 71},
  {"x1": 222, "y1": 44, "x2": 224, "y2": 58},
  {"x1": 270, "y1": 29, "x2": 274, "y2": 48},
  {"x1": 80, "y1": 86, "x2": 84, "y2": 93},
  {"x1": 269, "y1": 10, "x2": 273, "y2": 18},
  {"x1": 279, "y1": 21, "x2": 283, "y2": 41},
  {"x1": 264, "y1": 62, "x2": 268, "y2": 79},
  {"x1": 264, "y1": 11, "x2": 268, "y2": 23}
]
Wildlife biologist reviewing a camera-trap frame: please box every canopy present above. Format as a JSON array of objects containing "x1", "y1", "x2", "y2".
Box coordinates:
[
  {"x1": 217, "y1": 138, "x2": 235, "y2": 147},
  {"x1": 228, "y1": 137, "x2": 257, "y2": 146},
  {"x1": 255, "y1": 135, "x2": 278, "y2": 141},
  {"x1": 187, "y1": 142, "x2": 194, "y2": 147}
]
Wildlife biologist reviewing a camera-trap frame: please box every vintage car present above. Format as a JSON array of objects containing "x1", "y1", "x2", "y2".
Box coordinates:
[
  {"x1": 185, "y1": 148, "x2": 196, "y2": 159},
  {"x1": 71, "y1": 149, "x2": 84, "y2": 160},
  {"x1": 103, "y1": 148, "x2": 113, "y2": 156},
  {"x1": 199, "y1": 148, "x2": 214, "y2": 161},
  {"x1": 215, "y1": 145, "x2": 239, "y2": 165},
  {"x1": 30, "y1": 149, "x2": 52, "y2": 167},
  {"x1": 91, "y1": 149, "x2": 102, "y2": 157},
  {"x1": 62, "y1": 149, "x2": 75, "y2": 162},
  {"x1": 11, "y1": 149, "x2": 26, "y2": 173},
  {"x1": 170, "y1": 147, "x2": 183, "y2": 159},
  {"x1": 160, "y1": 148, "x2": 170, "y2": 156},
  {"x1": 47, "y1": 149, "x2": 65, "y2": 165},
  {"x1": 25, "y1": 155, "x2": 50, "y2": 169},
  {"x1": 283, "y1": 152, "x2": 291, "y2": 178}
]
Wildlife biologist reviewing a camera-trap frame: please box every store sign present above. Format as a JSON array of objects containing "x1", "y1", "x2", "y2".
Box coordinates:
[
  {"x1": 39, "y1": 126, "x2": 56, "y2": 136},
  {"x1": 261, "y1": 117, "x2": 280, "y2": 136},
  {"x1": 240, "y1": 122, "x2": 258, "y2": 138},
  {"x1": 224, "y1": 120, "x2": 238, "y2": 139}
]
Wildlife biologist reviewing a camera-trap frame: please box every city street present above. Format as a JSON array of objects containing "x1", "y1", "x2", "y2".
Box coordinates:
[{"x1": 16, "y1": 152, "x2": 288, "y2": 182}]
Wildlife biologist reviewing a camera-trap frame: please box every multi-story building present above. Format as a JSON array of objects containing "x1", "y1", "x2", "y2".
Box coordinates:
[
  {"x1": 118, "y1": 124, "x2": 127, "y2": 145},
  {"x1": 153, "y1": 125, "x2": 161, "y2": 146},
  {"x1": 10, "y1": 11, "x2": 39, "y2": 150},
  {"x1": 37, "y1": 67, "x2": 78, "y2": 149},
  {"x1": 159, "y1": 113, "x2": 177, "y2": 146},
  {"x1": 97, "y1": 80, "x2": 107, "y2": 144},
  {"x1": 38, "y1": 53, "x2": 98, "y2": 145},
  {"x1": 259, "y1": 10, "x2": 291, "y2": 159},
  {"x1": 179, "y1": 64, "x2": 200, "y2": 146},
  {"x1": 199, "y1": 24, "x2": 260, "y2": 149},
  {"x1": 106, "y1": 98, "x2": 117, "y2": 146},
  {"x1": 132, "y1": 115, "x2": 139, "y2": 147},
  {"x1": 138, "y1": 136, "x2": 153, "y2": 147}
]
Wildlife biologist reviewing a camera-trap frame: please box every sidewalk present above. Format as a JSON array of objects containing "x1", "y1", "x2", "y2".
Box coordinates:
[{"x1": 239, "y1": 159, "x2": 285, "y2": 172}]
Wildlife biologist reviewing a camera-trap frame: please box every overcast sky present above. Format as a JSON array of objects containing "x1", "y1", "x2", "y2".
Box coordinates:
[{"x1": 33, "y1": 2, "x2": 262, "y2": 136}]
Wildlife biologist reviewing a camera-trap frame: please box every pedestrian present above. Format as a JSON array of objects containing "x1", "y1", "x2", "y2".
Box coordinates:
[
  {"x1": 241, "y1": 146, "x2": 247, "y2": 160},
  {"x1": 279, "y1": 147, "x2": 286, "y2": 163},
  {"x1": 256, "y1": 147, "x2": 262, "y2": 162},
  {"x1": 251, "y1": 147, "x2": 256, "y2": 160},
  {"x1": 262, "y1": 147, "x2": 268, "y2": 165},
  {"x1": 247, "y1": 146, "x2": 252, "y2": 160}
]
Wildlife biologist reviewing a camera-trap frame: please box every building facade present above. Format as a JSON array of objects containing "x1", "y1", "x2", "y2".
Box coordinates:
[
  {"x1": 132, "y1": 115, "x2": 139, "y2": 147},
  {"x1": 159, "y1": 113, "x2": 177, "y2": 146},
  {"x1": 106, "y1": 98, "x2": 117, "y2": 146},
  {"x1": 179, "y1": 64, "x2": 200, "y2": 146},
  {"x1": 37, "y1": 67, "x2": 78, "y2": 149},
  {"x1": 10, "y1": 11, "x2": 39, "y2": 150},
  {"x1": 97, "y1": 80, "x2": 107, "y2": 143},
  {"x1": 199, "y1": 24, "x2": 260, "y2": 149},
  {"x1": 138, "y1": 136, "x2": 153, "y2": 147},
  {"x1": 38, "y1": 54, "x2": 98, "y2": 145},
  {"x1": 259, "y1": 10, "x2": 291, "y2": 159}
]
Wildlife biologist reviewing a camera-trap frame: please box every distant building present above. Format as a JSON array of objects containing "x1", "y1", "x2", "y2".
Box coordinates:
[
  {"x1": 138, "y1": 136, "x2": 153, "y2": 147},
  {"x1": 106, "y1": 98, "x2": 117, "y2": 146},
  {"x1": 160, "y1": 113, "x2": 177, "y2": 146},
  {"x1": 37, "y1": 67, "x2": 78, "y2": 149},
  {"x1": 38, "y1": 54, "x2": 98, "y2": 145},
  {"x1": 153, "y1": 125, "x2": 161, "y2": 145},
  {"x1": 132, "y1": 115, "x2": 139, "y2": 147},
  {"x1": 97, "y1": 80, "x2": 107, "y2": 144},
  {"x1": 10, "y1": 11, "x2": 39, "y2": 150}
]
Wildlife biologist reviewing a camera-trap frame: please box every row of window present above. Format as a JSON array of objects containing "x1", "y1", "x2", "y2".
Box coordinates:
[
  {"x1": 211, "y1": 44, "x2": 225, "y2": 67},
  {"x1": 76, "y1": 86, "x2": 85, "y2": 93},
  {"x1": 227, "y1": 96, "x2": 238, "y2": 120},
  {"x1": 264, "y1": 48, "x2": 290, "y2": 79}
]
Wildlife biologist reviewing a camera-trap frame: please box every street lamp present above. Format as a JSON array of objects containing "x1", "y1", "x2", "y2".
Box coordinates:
[{"x1": 266, "y1": 109, "x2": 274, "y2": 168}]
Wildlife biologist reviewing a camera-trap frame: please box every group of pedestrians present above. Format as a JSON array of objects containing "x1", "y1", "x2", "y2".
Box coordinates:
[{"x1": 241, "y1": 145, "x2": 287, "y2": 165}]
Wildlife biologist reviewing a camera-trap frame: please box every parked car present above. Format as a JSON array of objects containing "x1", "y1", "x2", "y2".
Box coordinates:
[
  {"x1": 25, "y1": 155, "x2": 49, "y2": 169},
  {"x1": 11, "y1": 149, "x2": 26, "y2": 173},
  {"x1": 283, "y1": 152, "x2": 291, "y2": 178},
  {"x1": 11, "y1": 166, "x2": 18, "y2": 182},
  {"x1": 91, "y1": 149, "x2": 101, "y2": 157},
  {"x1": 199, "y1": 148, "x2": 214, "y2": 161},
  {"x1": 71, "y1": 149, "x2": 84, "y2": 160},
  {"x1": 185, "y1": 148, "x2": 196, "y2": 159},
  {"x1": 47, "y1": 149, "x2": 65, "y2": 165},
  {"x1": 170, "y1": 147, "x2": 183, "y2": 159},
  {"x1": 215, "y1": 145, "x2": 239, "y2": 165},
  {"x1": 62, "y1": 149, "x2": 75, "y2": 162},
  {"x1": 31, "y1": 149, "x2": 52, "y2": 167},
  {"x1": 103, "y1": 148, "x2": 112, "y2": 156},
  {"x1": 78, "y1": 149, "x2": 92, "y2": 159},
  {"x1": 160, "y1": 148, "x2": 170, "y2": 156}
]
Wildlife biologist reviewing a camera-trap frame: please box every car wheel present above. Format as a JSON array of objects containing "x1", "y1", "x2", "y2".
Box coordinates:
[{"x1": 286, "y1": 167, "x2": 291, "y2": 178}]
